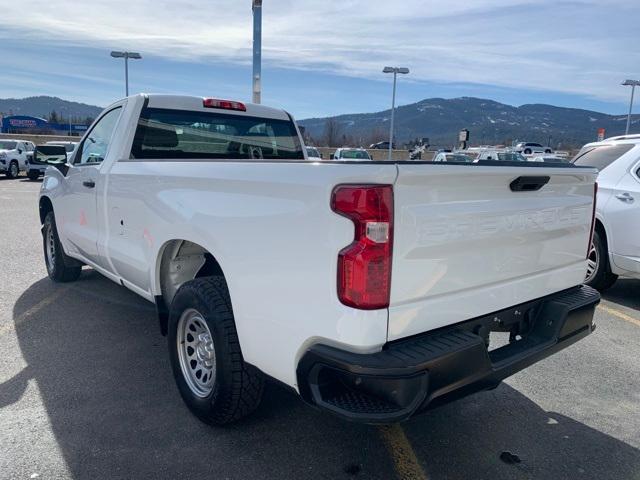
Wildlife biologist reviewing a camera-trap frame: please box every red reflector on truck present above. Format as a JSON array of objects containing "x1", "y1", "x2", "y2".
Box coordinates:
[
  {"x1": 203, "y1": 98, "x2": 247, "y2": 111},
  {"x1": 331, "y1": 185, "x2": 393, "y2": 310}
]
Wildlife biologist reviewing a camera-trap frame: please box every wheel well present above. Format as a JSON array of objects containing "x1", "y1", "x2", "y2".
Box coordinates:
[
  {"x1": 155, "y1": 240, "x2": 225, "y2": 335},
  {"x1": 594, "y1": 219, "x2": 608, "y2": 250},
  {"x1": 39, "y1": 196, "x2": 54, "y2": 224}
]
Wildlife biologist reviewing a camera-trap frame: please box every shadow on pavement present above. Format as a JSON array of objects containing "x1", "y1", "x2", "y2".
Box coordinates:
[
  {"x1": 5, "y1": 271, "x2": 640, "y2": 479},
  {"x1": 602, "y1": 278, "x2": 640, "y2": 312}
]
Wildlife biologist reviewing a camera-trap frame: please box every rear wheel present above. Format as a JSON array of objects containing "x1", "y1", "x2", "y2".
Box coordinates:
[
  {"x1": 6, "y1": 161, "x2": 19, "y2": 178},
  {"x1": 585, "y1": 230, "x2": 617, "y2": 291},
  {"x1": 544, "y1": 149, "x2": 552, "y2": 154},
  {"x1": 168, "y1": 276, "x2": 264, "y2": 425},
  {"x1": 43, "y1": 212, "x2": 82, "y2": 282},
  {"x1": 524, "y1": 148, "x2": 532, "y2": 154}
]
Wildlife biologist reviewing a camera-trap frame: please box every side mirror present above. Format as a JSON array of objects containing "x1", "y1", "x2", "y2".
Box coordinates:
[
  {"x1": 17, "y1": 149, "x2": 22, "y2": 154},
  {"x1": 35, "y1": 145, "x2": 69, "y2": 174}
]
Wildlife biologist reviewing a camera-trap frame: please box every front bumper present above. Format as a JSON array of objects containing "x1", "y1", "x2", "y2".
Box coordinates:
[{"x1": 297, "y1": 285, "x2": 600, "y2": 423}]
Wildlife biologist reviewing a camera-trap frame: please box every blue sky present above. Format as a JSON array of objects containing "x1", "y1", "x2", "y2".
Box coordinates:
[{"x1": 1, "y1": 0, "x2": 639, "y2": 119}]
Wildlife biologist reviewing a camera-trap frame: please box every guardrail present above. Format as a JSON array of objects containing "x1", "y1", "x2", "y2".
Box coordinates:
[{"x1": 0, "y1": 133, "x2": 81, "y2": 144}]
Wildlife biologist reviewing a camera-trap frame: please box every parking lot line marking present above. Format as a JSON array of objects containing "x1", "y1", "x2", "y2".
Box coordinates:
[
  {"x1": 378, "y1": 424, "x2": 428, "y2": 480},
  {"x1": 598, "y1": 304, "x2": 640, "y2": 328},
  {"x1": 0, "y1": 290, "x2": 63, "y2": 337}
]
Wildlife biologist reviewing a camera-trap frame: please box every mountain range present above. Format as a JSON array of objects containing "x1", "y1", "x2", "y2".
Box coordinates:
[
  {"x1": 0, "y1": 96, "x2": 103, "y2": 120},
  {"x1": 299, "y1": 97, "x2": 640, "y2": 148},
  {"x1": 1, "y1": 95, "x2": 637, "y2": 148}
]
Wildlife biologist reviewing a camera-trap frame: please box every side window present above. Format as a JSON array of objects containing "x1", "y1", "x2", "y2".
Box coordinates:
[{"x1": 76, "y1": 107, "x2": 122, "y2": 165}]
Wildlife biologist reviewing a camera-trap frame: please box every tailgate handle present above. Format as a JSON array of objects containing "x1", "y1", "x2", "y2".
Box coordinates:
[{"x1": 510, "y1": 176, "x2": 550, "y2": 192}]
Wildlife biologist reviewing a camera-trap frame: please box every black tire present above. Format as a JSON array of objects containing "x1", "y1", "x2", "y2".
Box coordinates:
[
  {"x1": 43, "y1": 212, "x2": 82, "y2": 282},
  {"x1": 545, "y1": 149, "x2": 552, "y2": 154},
  {"x1": 524, "y1": 148, "x2": 532, "y2": 154},
  {"x1": 168, "y1": 276, "x2": 264, "y2": 425},
  {"x1": 6, "y1": 161, "x2": 19, "y2": 179},
  {"x1": 585, "y1": 230, "x2": 617, "y2": 291},
  {"x1": 28, "y1": 170, "x2": 40, "y2": 181}
]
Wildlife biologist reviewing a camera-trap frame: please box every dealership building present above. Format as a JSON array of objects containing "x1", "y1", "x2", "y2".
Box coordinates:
[{"x1": 0, "y1": 115, "x2": 88, "y2": 136}]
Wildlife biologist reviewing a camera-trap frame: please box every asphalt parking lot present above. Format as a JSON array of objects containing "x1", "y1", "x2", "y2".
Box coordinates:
[{"x1": 1, "y1": 176, "x2": 639, "y2": 480}]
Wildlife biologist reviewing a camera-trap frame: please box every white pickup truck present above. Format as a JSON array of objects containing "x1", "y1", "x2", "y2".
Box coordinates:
[{"x1": 38, "y1": 94, "x2": 600, "y2": 425}]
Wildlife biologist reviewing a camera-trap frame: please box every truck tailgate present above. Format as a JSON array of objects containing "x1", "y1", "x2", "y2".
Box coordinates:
[{"x1": 389, "y1": 164, "x2": 597, "y2": 341}]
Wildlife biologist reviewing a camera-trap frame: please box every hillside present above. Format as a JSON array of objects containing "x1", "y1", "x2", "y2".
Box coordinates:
[
  {"x1": 0, "y1": 96, "x2": 103, "y2": 120},
  {"x1": 299, "y1": 97, "x2": 640, "y2": 148}
]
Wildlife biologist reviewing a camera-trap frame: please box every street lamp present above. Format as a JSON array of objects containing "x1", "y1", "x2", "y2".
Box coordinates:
[
  {"x1": 622, "y1": 79, "x2": 640, "y2": 135},
  {"x1": 60, "y1": 106, "x2": 72, "y2": 137},
  {"x1": 110, "y1": 51, "x2": 142, "y2": 97},
  {"x1": 383, "y1": 66, "x2": 410, "y2": 160},
  {"x1": 252, "y1": 0, "x2": 262, "y2": 104}
]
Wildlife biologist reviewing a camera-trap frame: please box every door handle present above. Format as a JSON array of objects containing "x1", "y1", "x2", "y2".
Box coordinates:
[
  {"x1": 615, "y1": 192, "x2": 634, "y2": 203},
  {"x1": 82, "y1": 180, "x2": 96, "y2": 188}
]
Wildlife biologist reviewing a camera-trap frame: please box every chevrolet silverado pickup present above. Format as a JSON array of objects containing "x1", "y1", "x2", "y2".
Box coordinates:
[{"x1": 38, "y1": 94, "x2": 600, "y2": 425}]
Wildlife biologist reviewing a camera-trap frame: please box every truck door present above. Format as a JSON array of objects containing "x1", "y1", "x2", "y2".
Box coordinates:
[{"x1": 57, "y1": 107, "x2": 123, "y2": 264}]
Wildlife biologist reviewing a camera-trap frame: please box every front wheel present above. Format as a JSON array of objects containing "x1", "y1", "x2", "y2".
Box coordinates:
[
  {"x1": 6, "y1": 161, "x2": 19, "y2": 178},
  {"x1": 524, "y1": 148, "x2": 532, "y2": 154},
  {"x1": 43, "y1": 212, "x2": 82, "y2": 282},
  {"x1": 585, "y1": 230, "x2": 617, "y2": 291},
  {"x1": 168, "y1": 276, "x2": 264, "y2": 425}
]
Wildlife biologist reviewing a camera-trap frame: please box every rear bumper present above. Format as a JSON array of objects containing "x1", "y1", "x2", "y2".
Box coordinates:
[{"x1": 296, "y1": 285, "x2": 600, "y2": 423}]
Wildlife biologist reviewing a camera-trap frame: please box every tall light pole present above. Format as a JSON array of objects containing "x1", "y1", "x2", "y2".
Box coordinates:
[
  {"x1": 110, "y1": 51, "x2": 142, "y2": 97},
  {"x1": 622, "y1": 79, "x2": 640, "y2": 135},
  {"x1": 252, "y1": 0, "x2": 262, "y2": 104},
  {"x1": 60, "y1": 106, "x2": 72, "y2": 137},
  {"x1": 383, "y1": 66, "x2": 409, "y2": 160}
]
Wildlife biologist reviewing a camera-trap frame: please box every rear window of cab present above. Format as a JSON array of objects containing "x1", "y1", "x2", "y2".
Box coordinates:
[{"x1": 130, "y1": 108, "x2": 304, "y2": 161}]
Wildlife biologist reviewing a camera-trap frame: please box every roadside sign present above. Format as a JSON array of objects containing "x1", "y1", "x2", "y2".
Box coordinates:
[{"x1": 597, "y1": 128, "x2": 605, "y2": 142}]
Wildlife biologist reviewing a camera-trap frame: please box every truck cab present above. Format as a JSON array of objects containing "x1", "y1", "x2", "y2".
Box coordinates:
[{"x1": 0, "y1": 139, "x2": 35, "y2": 178}]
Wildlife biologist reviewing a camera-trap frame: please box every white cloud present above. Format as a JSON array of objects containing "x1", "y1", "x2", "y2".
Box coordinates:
[{"x1": 2, "y1": 0, "x2": 639, "y2": 102}]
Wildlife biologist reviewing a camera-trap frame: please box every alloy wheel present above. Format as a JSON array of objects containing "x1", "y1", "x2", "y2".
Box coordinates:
[{"x1": 177, "y1": 308, "x2": 216, "y2": 397}]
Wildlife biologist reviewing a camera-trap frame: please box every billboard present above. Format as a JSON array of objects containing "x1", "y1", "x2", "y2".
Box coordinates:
[
  {"x1": 2, "y1": 115, "x2": 48, "y2": 132},
  {"x1": 1, "y1": 115, "x2": 88, "y2": 134}
]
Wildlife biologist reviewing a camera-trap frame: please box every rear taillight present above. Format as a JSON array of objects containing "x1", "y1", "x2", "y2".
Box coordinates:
[
  {"x1": 331, "y1": 185, "x2": 393, "y2": 310},
  {"x1": 203, "y1": 98, "x2": 247, "y2": 111},
  {"x1": 587, "y1": 182, "x2": 598, "y2": 258}
]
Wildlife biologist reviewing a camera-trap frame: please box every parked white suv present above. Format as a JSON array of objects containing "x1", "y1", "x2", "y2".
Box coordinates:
[
  {"x1": 0, "y1": 139, "x2": 35, "y2": 178},
  {"x1": 515, "y1": 142, "x2": 553, "y2": 155},
  {"x1": 331, "y1": 148, "x2": 372, "y2": 161},
  {"x1": 573, "y1": 135, "x2": 640, "y2": 290}
]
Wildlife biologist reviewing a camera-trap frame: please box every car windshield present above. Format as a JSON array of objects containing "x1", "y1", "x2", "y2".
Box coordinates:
[
  {"x1": 445, "y1": 154, "x2": 473, "y2": 162},
  {"x1": 339, "y1": 149, "x2": 371, "y2": 160},
  {"x1": 497, "y1": 152, "x2": 526, "y2": 161},
  {"x1": 0, "y1": 141, "x2": 17, "y2": 150},
  {"x1": 306, "y1": 147, "x2": 320, "y2": 157},
  {"x1": 572, "y1": 144, "x2": 634, "y2": 171},
  {"x1": 131, "y1": 108, "x2": 305, "y2": 160}
]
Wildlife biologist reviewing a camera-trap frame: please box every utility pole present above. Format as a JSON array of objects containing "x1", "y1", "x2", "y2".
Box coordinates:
[{"x1": 252, "y1": 0, "x2": 262, "y2": 104}]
